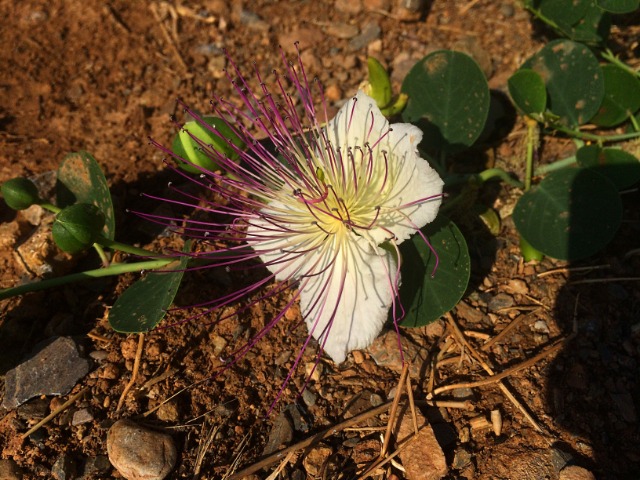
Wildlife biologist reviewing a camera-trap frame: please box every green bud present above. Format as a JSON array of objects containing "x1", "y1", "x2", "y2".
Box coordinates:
[
  {"x1": 365, "y1": 57, "x2": 393, "y2": 109},
  {"x1": 519, "y1": 235, "x2": 544, "y2": 262},
  {"x1": 1, "y1": 177, "x2": 41, "y2": 210},
  {"x1": 52, "y1": 203, "x2": 105, "y2": 253},
  {"x1": 172, "y1": 117, "x2": 245, "y2": 174}
]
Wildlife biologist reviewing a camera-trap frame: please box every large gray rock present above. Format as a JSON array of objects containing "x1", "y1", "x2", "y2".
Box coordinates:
[{"x1": 2, "y1": 336, "x2": 90, "y2": 409}]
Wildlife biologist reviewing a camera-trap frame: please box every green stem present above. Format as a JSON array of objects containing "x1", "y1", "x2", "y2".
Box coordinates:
[
  {"x1": 524, "y1": 120, "x2": 537, "y2": 191},
  {"x1": 444, "y1": 169, "x2": 524, "y2": 189},
  {"x1": 93, "y1": 243, "x2": 110, "y2": 267},
  {"x1": 98, "y1": 237, "x2": 159, "y2": 257},
  {"x1": 601, "y1": 49, "x2": 640, "y2": 79},
  {"x1": 39, "y1": 202, "x2": 61, "y2": 214},
  {"x1": 549, "y1": 123, "x2": 640, "y2": 143},
  {"x1": 0, "y1": 258, "x2": 174, "y2": 300},
  {"x1": 534, "y1": 155, "x2": 577, "y2": 175}
]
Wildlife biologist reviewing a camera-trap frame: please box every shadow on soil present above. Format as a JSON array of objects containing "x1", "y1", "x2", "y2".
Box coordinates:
[{"x1": 548, "y1": 170, "x2": 640, "y2": 479}]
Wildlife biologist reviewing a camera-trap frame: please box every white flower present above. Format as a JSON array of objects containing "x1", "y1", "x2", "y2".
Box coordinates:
[{"x1": 246, "y1": 90, "x2": 443, "y2": 363}]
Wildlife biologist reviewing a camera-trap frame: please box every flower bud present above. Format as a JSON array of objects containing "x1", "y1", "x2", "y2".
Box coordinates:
[
  {"x1": 1, "y1": 177, "x2": 41, "y2": 210},
  {"x1": 52, "y1": 203, "x2": 105, "y2": 253},
  {"x1": 172, "y1": 117, "x2": 245, "y2": 174}
]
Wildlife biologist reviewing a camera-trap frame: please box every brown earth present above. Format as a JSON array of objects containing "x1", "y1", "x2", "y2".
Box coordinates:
[{"x1": 1, "y1": 1, "x2": 639, "y2": 479}]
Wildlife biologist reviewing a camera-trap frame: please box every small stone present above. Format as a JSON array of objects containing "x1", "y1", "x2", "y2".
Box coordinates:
[
  {"x1": 302, "y1": 389, "x2": 317, "y2": 407},
  {"x1": 107, "y1": 419, "x2": 177, "y2": 480},
  {"x1": 262, "y1": 410, "x2": 294, "y2": 455},
  {"x1": 351, "y1": 350, "x2": 365, "y2": 364},
  {"x1": 278, "y1": 28, "x2": 324, "y2": 54},
  {"x1": 488, "y1": 293, "x2": 514, "y2": 311},
  {"x1": 99, "y1": 363, "x2": 119, "y2": 380},
  {"x1": 348, "y1": 22, "x2": 381, "y2": 51},
  {"x1": 532, "y1": 320, "x2": 550, "y2": 334},
  {"x1": 559, "y1": 465, "x2": 596, "y2": 480},
  {"x1": 82, "y1": 455, "x2": 112, "y2": 477},
  {"x1": 324, "y1": 84, "x2": 343, "y2": 102},
  {"x1": 505, "y1": 278, "x2": 529, "y2": 295},
  {"x1": 3, "y1": 337, "x2": 91, "y2": 409},
  {"x1": 72, "y1": 408, "x2": 94, "y2": 426},
  {"x1": 335, "y1": 0, "x2": 363, "y2": 14},
  {"x1": 156, "y1": 401, "x2": 180, "y2": 423},
  {"x1": 52, "y1": 454, "x2": 77, "y2": 480},
  {"x1": 452, "y1": 387, "x2": 475, "y2": 400},
  {"x1": 305, "y1": 361, "x2": 323, "y2": 383},
  {"x1": 16, "y1": 397, "x2": 49, "y2": 421},
  {"x1": 89, "y1": 350, "x2": 109, "y2": 362},
  {"x1": 303, "y1": 445, "x2": 333, "y2": 477},
  {"x1": 0, "y1": 458, "x2": 23, "y2": 479},
  {"x1": 394, "y1": 406, "x2": 447, "y2": 480},
  {"x1": 325, "y1": 23, "x2": 359, "y2": 39}
]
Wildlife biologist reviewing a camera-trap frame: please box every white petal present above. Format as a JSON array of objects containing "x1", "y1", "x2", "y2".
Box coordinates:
[{"x1": 299, "y1": 236, "x2": 397, "y2": 364}]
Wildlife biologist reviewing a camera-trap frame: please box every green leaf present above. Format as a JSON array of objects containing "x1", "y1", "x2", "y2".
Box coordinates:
[
  {"x1": 401, "y1": 50, "x2": 490, "y2": 152},
  {"x1": 539, "y1": 0, "x2": 591, "y2": 25},
  {"x1": 1, "y1": 177, "x2": 40, "y2": 210},
  {"x1": 590, "y1": 64, "x2": 640, "y2": 127},
  {"x1": 109, "y1": 253, "x2": 189, "y2": 333},
  {"x1": 533, "y1": 0, "x2": 610, "y2": 44},
  {"x1": 172, "y1": 117, "x2": 244, "y2": 174},
  {"x1": 597, "y1": 0, "x2": 639, "y2": 13},
  {"x1": 52, "y1": 204, "x2": 106, "y2": 253},
  {"x1": 366, "y1": 57, "x2": 393, "y2": 108},
  {"x1": 576, "y1": 145, "x2": 640, "y2": 189},
  {"x1": 57, "y1": 151, "x2": 116, "y2": 240},
  {"x1": 400, "y1": 216, "x2": 470, "y2": 327},
  {"x1": 513, "y1": 167, "x2": 622, "y2": 260},
  {"x1": 508, "y1": 69, "x2": 547, "y2": 117},
  {"x1": 522, "y1": 40, "x2": 604, "y2": 127}
]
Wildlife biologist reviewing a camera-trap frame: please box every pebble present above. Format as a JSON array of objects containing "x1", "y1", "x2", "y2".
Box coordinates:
[
  {"x1": 335, "y1": 0, "x2": 363, "y2": 14},
  {"x1": 325, "y1": 22, "x2": 359, "y2": 39},
  {"x1": 156, "y1": 400, "x2": 180, "y2": 423},
  {"x1": 82, "y1": 455, "x2": 112, "y2": 478},
  {"x1": 324, "y1": 84, "x2": 343, "y2": 102},
  {"x1": 52, "y1": 454, "x2": 77, "y2": 480},
  {"x1": 303, "y1": 445, "x2": 333, "y2": 477},
  {"x1": 262, "y1": 410, "x2": 293, "y2": 455},
  {"x1": 348, "y1": 22, "x2": 381, "y2": 51},
  {"x1": 107, "y1": 419, "x2": 177, "y2": 480},
  {"x1": 301, "y1": 388, "x2": 317, "y2": 407},
  {"x1": 278, "y1": 28, "x2": 324, "y2": 54},
  {"x1": 72, "y1": 408, "x2": 94, "y2": 426},
  {"x1": 559, "y1": 465, "x2": 596, "y2": 480},
  {"x1": 2, "y1": 336, "x2": 91, "y2": 409},
  {"x1": 395, "y1": 408, "x2": 447, "y2": 480},
  {"x1": 488, "y1": 293, "x2": 515, "y2": 311},
  {"x1": 0, "y1": 458, "x2": 23, "y2": 480}
]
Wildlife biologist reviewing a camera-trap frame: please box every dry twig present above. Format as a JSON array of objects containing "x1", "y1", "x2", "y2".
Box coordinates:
[{"x1": 117, "y1": 333, "x2": 145, "y2": 412}]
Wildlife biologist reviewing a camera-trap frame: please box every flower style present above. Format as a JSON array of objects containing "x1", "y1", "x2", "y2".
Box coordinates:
[{"x1": 149, "y1": 52, "x2": 443, "y2": 368}]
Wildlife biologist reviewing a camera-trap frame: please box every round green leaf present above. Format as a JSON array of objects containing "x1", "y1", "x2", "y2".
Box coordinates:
[
  {"x1": 1, "y1": 177, "x2": 40, "y2": 210},
  {"x1": 539, "y1": 0, "x2": 591, "y2": 25},
  {"x1": 52, "y1": 203, "x2": 106, "y2": 253},
  {"x1": 513, "y1": 168, "x2": 622, "y2": 260},
  {"x1": 57, "y1": 152, "x2": 116, "y2": 240},
  {"x1": 597, "y1": 0, "x2": 639, "y2": 13},
  {"x1": 109, "y1": 254, "x2": 189, "y2": 333},
  {"x1": 173, "y1": 117, "x2": 244, "y2": 174},
  {"x1": 576, "y1": 145, "x2": 640, "y2": 189},
  {"x1": 508, "y1": 69, "x2": 547, "y2": 117},
  {"x1": 522, "y1": 40, "x2": 604, "y2": 126},
  {"x1": 590, "y1": 64, "x2": 640, "y2": 127},
  {"x1": 400, "y1": 216, "x2": 470, "y2": 328},
  {"x1": 401, "y1": 50, "x2": 490, "y2": 152}
]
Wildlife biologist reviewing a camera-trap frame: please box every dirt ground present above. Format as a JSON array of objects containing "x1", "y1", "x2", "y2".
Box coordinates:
[{"x1": 1, "y1": 0, "x2": 639, "y2": 479}]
